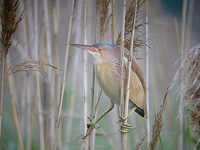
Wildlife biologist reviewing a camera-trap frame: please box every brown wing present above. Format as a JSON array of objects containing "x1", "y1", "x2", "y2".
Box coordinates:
[{"x1": 124, "y1": 48, "x2": 147, "y2": 116}]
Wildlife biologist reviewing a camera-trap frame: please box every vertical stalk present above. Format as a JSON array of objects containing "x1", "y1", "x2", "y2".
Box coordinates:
[
  {"x1": 26, "y1": 73, "x2": 31, "y2": 150},
  {"x1": 51, "y1": 0, "x2": 60, "y2": 149},
  {"x1": 53, "y1": 0, "x2": 62, "y2": 148},
  {"x1": 7, "y1": 53, "x2": 24, "y2": 150},
  {"x1": 0, "y1": 53, "x2": 5, "y2": 138},
  {"x1": 34, "y1": 0, "x2": 45, "y2": 150},
  {"x1": 178, "y1": 0, "x2": 187, "y2": 150},
  {"x1": 65, "y1": 51, "x2": 80, "y2": 149},
  {"x1": 89, "y1": 66, "x2": 95, "y2": 150},
  {"x1": 36, "y1": 73, "x2": 45, "y2": 150},
  {"x1": 43, "y1": 0, "x2": 52, "y2": 79},
  {"x1": 120, "y1": 0, "x2": 126, "y2": 149},
  {"x1": 145, "y1": 1, "x2": 150, "y2": 148},
  {"x1": 43, "y1": 0, "x2": 53, "y2": 147},
  {"x1": 89, "y1": 3, "x2": 99, "y2": 148},
  {"x1": 123, "y1": 2, "x2": 137, "y2": 150},
  {"x1": 23, "y1": 0, "x2": 33, "y2": 149},
  {"x1": 83, "y1": 1, "x2": 88, "y2": 149},
  {"x1": 53, "y1": 0, "x2": 74, "y2": 149},
  {"x1": 49, "y1": 69, "x2": 55, "y2": 150},
  {"x1": 111, "y1": 0, "x2": 115, "y2": 45},
  {"x1": 185, "y1": 0, "x2": 194, "y2": 52}
]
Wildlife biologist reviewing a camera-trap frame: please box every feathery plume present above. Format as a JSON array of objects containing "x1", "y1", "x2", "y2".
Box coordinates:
[
  {"x1": 116, "y1": 0, "x2": 146, "y2": 52},
  {"x1": 96, "y1": 0, "x2": 112, "y2": 41},
  {"x1": 171, "y1": 44, "x2": 200, "y2": 148},
  {"x1": 0, "y1": 0, "x2": 23, "y2": 60},
  {"x1": 5, "y1": 59, "x2": 62, "y2": 79},
  {"x1": 149, "y1": 89, "x2": 169, "y2": 150}
]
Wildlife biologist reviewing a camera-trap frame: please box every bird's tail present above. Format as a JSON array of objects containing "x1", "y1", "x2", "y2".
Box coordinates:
[{"x1": 135, "y1": 107, "x2": 145, "y2": 117}]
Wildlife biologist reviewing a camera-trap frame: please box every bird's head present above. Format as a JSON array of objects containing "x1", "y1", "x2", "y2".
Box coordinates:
[{"x1": 71, "y1": 43, "x2": 120, "y2": 63}]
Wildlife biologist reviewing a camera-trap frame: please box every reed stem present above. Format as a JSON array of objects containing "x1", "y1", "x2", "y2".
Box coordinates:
[
  {"x1": 0, "y1": 53, "x2": 5, "y2": 138},
  {"x1": 83, "y1": 1, "x2": 88, "y2": 149},
  {"x1": 145, "y1": 1, "x2": 150, "y2": 148},
  {"x1": 178, "y1": 0, "x2": 187, "y2": 149},
  {"x1": 123, "y1": 1, "x2": 137, "y2": 149},
  {"x1": 7, "y1": 53, "x2": 24, "y2": 150},
  {"x1": 53, "y1": 0, "x2": 75, "y2": 149}
]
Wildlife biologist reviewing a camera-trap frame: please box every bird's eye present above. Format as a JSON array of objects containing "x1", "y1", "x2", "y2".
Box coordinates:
[{"x1": 99, "y1": 48, "x2": 102, "y2": 52}]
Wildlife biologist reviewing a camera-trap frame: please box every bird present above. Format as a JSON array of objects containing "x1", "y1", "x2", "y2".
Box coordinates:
[{"x1": 71, "y1": 43, "x2": 146, "y2": 139}]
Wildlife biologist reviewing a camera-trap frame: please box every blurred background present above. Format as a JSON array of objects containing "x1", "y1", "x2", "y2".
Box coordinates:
[{"x1": 0, "y1": 0, "x2": 200, "y2": 149}]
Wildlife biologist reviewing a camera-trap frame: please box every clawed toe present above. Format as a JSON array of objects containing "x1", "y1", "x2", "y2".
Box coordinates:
[
  {"x1": 82, "y1": 117, "x2": 101, "y2": 139},
  {"x1": 118, "y1": 128, "x2": 131, "y2": 133},
  {"x1": 118, "y1": 114, "x2": 128, "y2": 121},
  {"x1": 117, "y1": 120, "x2": 132, "y2": 128},
  {"x1": 117, "y1": 120, "x2": 136, "y2": 133}
]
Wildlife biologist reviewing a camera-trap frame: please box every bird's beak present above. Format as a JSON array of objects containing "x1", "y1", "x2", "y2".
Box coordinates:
[{"x1": 70, "y1": 44, "x2": 98, "y2": 54}]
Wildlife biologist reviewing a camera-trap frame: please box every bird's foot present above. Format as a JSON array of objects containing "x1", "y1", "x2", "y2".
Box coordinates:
[
  {"x1": 117, "y1": 115, "x2": 136, "y2": 133},
  {"x1": 82, "y1": 117, "x2": 101, "y2": 139},
  {"x1": 118, "y1": 114, "x2": 128, "y2": 121}
]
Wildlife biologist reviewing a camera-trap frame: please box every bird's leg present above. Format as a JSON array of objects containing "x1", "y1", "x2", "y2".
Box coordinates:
[
  {"x1": 119, "y1": 105, "x2": 137, "y2": 120},
  {"x1": 117, "y1": 106, "x2": 137, "y2": 133},
  {"x1": 82, "y1": 102, "x2": 114, "y2": 139}
]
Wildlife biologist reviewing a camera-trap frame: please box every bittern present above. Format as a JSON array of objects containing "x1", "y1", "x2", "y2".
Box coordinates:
[{"x1": 71, "y1": 43, "x2": 146, "y2": 139}]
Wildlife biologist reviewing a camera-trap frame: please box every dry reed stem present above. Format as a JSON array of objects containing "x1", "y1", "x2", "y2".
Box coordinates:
[
  {"x1": 52, "y1": 0, "x2": 62, "y2": 148},
  {"x1": 43, "y1": 0, "x2": 52, "y2": 80},
  {"x1": 49, "y1": 67, "x2": 55, "y2": 149},
  {"x1": 0, "y1": 48, "x2": 4, "y2": 138},
  {"x1": 174, "y1": 18, "x2": 180, "y2": 55},
  {"x1": 89, "y1": 0, "x2": 99, "y2": 148},
  {"x1": 65, "y1": 51, "x2": 80, "y2": 149},
  {"x1": 12, "y1": 39, "x2": 28, "y2": 58},
  {"x1": 89, "y1": 66, "x2": 96, "y2": 150},
  {"x1": 149, "y1": 88, "x2": 169, "y2": 150},
  {"x1": 24, "y1": 2, "x2": 34, "y2": 143},
  {"x1": 34, "y1": 0, "x2": 45, "y2": 148},
  {"x1": 178, "y1": 1, "x2": 188, "y2": 149},
  {"x1": 51, "y1": 0, "x2": 60, "y2": 149},
  {"x1": 185, "y1": 0, "x2": 195, "y2": 51},
  {"x1": 43, "y1": 0, "x2": 53, "y2": 146},
  {"x1": 120, "y1": 0, "x2": 126, "y2": 149},
  {"x1": 145, "y1": 0, "x2": 150, "y2": 148},
  {"x1": 36, "y1": 72, "x2": 45, "y2": 150},
  {"x1": 53, "y1": 0, "x2": 75, "y2": 149},
  {"x1": 83, "y1": 1, "x2": 88, "y2": 150},
  {"x1": 122, "y1": 1, "x2": 137, "y2": 149},
  {"x1": 18, "y1": 2, "x2": 31, "y2": 147},
  {"x1": 111, "y1": 0, "x2": 115, "y2": 44},
  {"x1": 7, "y1": 53, "x2": 24, "y2": 150}
]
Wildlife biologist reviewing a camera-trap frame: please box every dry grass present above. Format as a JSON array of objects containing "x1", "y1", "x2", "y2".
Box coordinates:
[
  {"x1": 0, "y1": 0, "x2": 23, "y2": 59},
  {"x1": 5, "y1": 59, "x2": 61, "y2": 79},
  {"x1": 134, "y1": 134, "x2": 147, "y2": 150},
  {"x1": 96, "y1": 0, "x2": 112, "y2": 41},
  {"x1": 171, "y1": 44, "x2": 200, "y2": 148},
  {"x1": 149, "y1": 89, "x2": 169, "y2": 150},
  {"x1": 116, "y1": 0, "x2": 146, "y2": 52}
]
